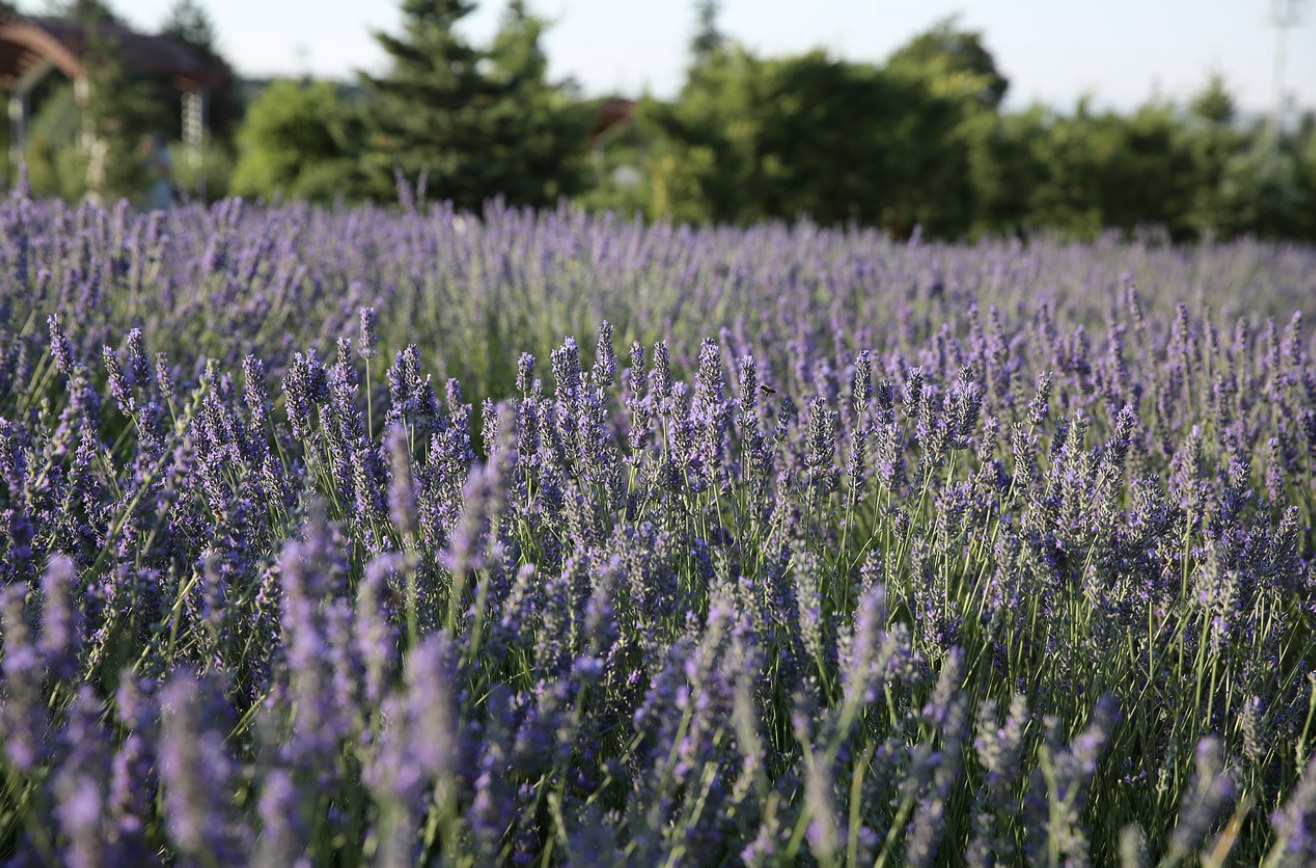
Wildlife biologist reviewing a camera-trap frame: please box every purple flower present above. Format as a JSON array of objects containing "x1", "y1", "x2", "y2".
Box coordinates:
[
  {"x1": 593, "y1": 319, "x2": 616, "y2": 388},
  {"x1": 359, "y1": 306, "x2": 379, "y2": 361},
  {"x1": 1272, "y1": 756, "x2": 1316, "y2": 865},
  {"x1": 253, "y1": 769, "x2": 311, "y2": 868},
  {"x1": 158, "y1": 673, "x2": 249, "y2": 865},
  {"x1": 1167, "y1": 738, "x2": 1235, "y2": 860},
  {"x1": 124, "y1": 328, "x2": 150, "y2": 387},
  {"x1": 48, "y1": 313, "x2": 75, "y2": 376},
  {"x1": 1, "y1": 584, "x2": 46, "y2": 771},
  {"x1": 38, "y1": 554, "x2": 82, "y2": 682}
]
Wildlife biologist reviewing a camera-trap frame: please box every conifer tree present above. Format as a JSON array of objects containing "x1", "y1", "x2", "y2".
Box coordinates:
[
  {"x1": 360, "y1": 0, "x2": 589, "y2": 210},
  {"x1": 59, "y1": 0, "x2": 166, "y2": 203},
  {"x1": 79, "y1": 28, "x2": 161, "y2": 202},
  {"x1": 46, "y1": 0, "x2": 122, "y2": 24},
  {"x1": 161, "y1": 0, "x2": 237, "y2": 143},
  {"x1": 690, "y1": 0, "x2": 724, "y2": 66},
  {"x1": 162, "y1": 0, "x2": 220, "y2": 61}
]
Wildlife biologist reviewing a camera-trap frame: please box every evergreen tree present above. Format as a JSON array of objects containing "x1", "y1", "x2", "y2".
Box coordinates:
[
  {"x1": 1184, "y1": 73, "x2": 1245, "y2": 236},
  {"x1": 75, "y1": 13, "x2": 166, "y2": 203},
  {"x1": 46, "y1": 0, "x2": 122, "y2": 23},
  {"x1": 161, "y1": 0, "x2": 219, "y2": 60},
  {"x1": 690, "y1": 0, "x2": 724, "y2": 66},
  {"x1": 1190, "y1": 72, "x2": 1236, "y2": 126},
  {"x1": 360, "y1": 0, "x2": 589, "y2": 210},
  {"x1": 160, "y1": 0, "x2": 238, "y2": 142}
]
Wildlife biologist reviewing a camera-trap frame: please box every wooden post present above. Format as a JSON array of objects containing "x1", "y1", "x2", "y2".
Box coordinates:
[
  {"x1": 8, "y1": 90, "x2": 26, "y2": 167},
  {"x1": 182, "y1": 87, "x2": 207, "y2": 166},
  {"x1": 7, "y1": 57, "x2": 55, "y2": 168}
]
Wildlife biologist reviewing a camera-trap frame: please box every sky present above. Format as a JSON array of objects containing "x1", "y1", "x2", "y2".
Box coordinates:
[{"x1": 113, "y1": 0, "x2": 1315, "y2": 116}]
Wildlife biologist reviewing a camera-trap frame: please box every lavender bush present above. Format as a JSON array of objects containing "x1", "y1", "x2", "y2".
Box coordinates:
[{"x1": 1, "y1": 187, "x2": 1316, "y2": 866}]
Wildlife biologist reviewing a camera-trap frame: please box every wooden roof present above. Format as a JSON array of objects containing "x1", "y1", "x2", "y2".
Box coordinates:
[
  {"x1": 0, "y1": 17, "x2": 224, "y2": 91},
  {"x1": 589, "y1": 97, "x2": 636, "y2": 145}
]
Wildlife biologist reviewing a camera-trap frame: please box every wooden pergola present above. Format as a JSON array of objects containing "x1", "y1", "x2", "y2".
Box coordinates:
[{"x1": 0, "y1": 17, "x2": 225, "y2": 164}]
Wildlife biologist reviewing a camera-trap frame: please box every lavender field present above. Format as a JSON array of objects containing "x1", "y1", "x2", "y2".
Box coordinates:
[{"x1": 1, "y1": 190, "x2": 1315, "y2": 867}]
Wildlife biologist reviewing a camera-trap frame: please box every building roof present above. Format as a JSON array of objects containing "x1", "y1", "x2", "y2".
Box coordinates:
[
  {"x1": 0, "y1": 17, "x2": 224, "y2": 91},
  {"x1": 589, "y1": 97, "x2": 636, "y2": 146}
]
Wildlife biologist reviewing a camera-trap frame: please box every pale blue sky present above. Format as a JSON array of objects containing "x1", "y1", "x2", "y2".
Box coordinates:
[{"x1": 115, "y1": 0, "x2": 1314, "y2": 115}]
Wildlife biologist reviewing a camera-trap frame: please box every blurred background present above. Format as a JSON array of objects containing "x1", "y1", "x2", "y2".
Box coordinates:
[{"x1": 0, "y1": 0, "x2": 1312, "y2": 241}]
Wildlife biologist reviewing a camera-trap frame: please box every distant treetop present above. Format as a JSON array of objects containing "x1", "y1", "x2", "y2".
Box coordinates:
[
  {"x1": 44, "y1": 0, "x2": 122, "y2": 24},
  {"x1": 161, "y1": 0, "x2": 220, "y2": 62},
  {"x1": 1191, "y1": 72, "x2": 1236, "y2": 125},
  {"x1": 885, "y1": 15, "x2": 1009, "y2": 110}
]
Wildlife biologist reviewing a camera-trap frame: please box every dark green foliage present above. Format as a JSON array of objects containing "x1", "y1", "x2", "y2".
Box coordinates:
[
  {"x1": 230, "y1": 80, "x2": 368, "y2": 203},
  {"x1": 885, "y1": 14, "x2": 1009, "y2": 110},
  {"x1": 1214, "y1": 135, "x2": 1308, "y2": 240},
  {"x1": 625, "y1": 14, "x2": 995, "y2": 232},
  {"x1": 690, "y1": 0, "x2": 724, "y2": 64},
  {"x1": 78, "y1": 23, "x2": 170, "y2": 204},
  {"x1": 160, "y1": 0, "x2": 220, "y2": 60},
  {"x1": 637, "y1": 47, "x2": 979, "y2": 234},
  {"x1": 359, "y1": 0, "x2": 591, "y2": 209},
  {"x1": 45, "y1": 0, "x2": 122, "y2": 24},
  {"x1": 1299, "y1": 120, "x2": 1316, "y2": 239},
  {"x1": 1190, "y1": 72, "x2": 1236, "y2": 126},
  {"x1": 605, "y1": 12, "x2": 1316, "y2": 243},
  {"x1": 968, "y1": 102, "x2": 1200, "y2": 240},
  {"x1": 23, "y1": 0, "x2": 173, "y2": 203},
  {"x1": 160, "y1": 0, "x2": 239, "y2": 145}
]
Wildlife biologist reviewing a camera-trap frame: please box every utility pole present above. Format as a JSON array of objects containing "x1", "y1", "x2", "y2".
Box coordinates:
[{"x1": 1263, "y1": 0, "x2": 1305, "y2": 135}]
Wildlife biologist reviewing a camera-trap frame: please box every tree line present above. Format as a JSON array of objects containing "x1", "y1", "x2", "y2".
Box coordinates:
[{"x1": 8, "y1": 0, "x2": 1316, "y2": 242}]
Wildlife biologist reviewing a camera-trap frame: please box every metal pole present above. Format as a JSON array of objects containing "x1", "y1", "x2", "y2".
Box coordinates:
[{"x1": 1265, "y1": 0, "x2": 1305, "y2": 135}]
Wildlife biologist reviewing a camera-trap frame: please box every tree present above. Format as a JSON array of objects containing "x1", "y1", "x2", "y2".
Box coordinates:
[
  {"x1": 690, "y1": 0, "x2": 724, "y2": 66},
  {"x1": 1182, "y1": 74, "x2": 1246, "y2": 236},
  {"x1": 230, "y1": 79, "x2": 366, "y2": 203},
  {"x1": 37, "y1": 0, "x2": 167, "y2": 202},
  {"x1": 664, "y1": 18, "x2": 1008, "y2": 236},
  {"x1": 160, "y1": 0, "x2": 238, "y2": 143},
  {"x1": 1216, "y1": 135, "x2": 1306, "y2": 240},
  {"x1": 964, "y1": 106, "x2": 1047, "y2": 236},
  {"x1": 482, "y1": 2, "x2": 592, "y2": 203},
  {"x1": 1190, "y1": 72, "x2": 1235, "y2": 126},
  {"x1": 46, "y1": 0, "x2": 123, "y2": 23},
  {"x1": 1098, "y1": 103, "x2": 1198, "y2": 237},
  {"x1": 1296, "y1": 118, "x2": 1316, "y2": 241},
  {"x1": 161, "y1": 0, "x2": 220, "y2": 60},
  {"x1": 885, "y1": 16, "x2": 1008, "y2": 110},
  {"x1": 78, "y1": 20, "x2": 167, "y2": 202},
  {"x1": 360, "y1": 0, "x2": 590, "y2": 209},
  {"x1": 638, "y1": 25, "x2": 989, "y2": 236}
]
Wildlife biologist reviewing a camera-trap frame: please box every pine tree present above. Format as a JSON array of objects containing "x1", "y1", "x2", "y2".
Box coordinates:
[
  {"x1": 160, "y1": 0, "x2": 237, "y2": 143},
  {"x1": 79, "y1": 21, "x2": 164, "y2": 202},
  {"x1": 46, "y1": 0, "x2": 123, "y2": 24},
  {"x1": 690, "y1": 0, "x2": 725, "y2": 66},
  {"x1": 161, "y1": 0, "x2": 220, "y2": 60},
  {"x1": 360, "y1": 0, "x2": 589, "y2": 210},
  {"x1": 1189, "y1": 73, "x2": 1236, "y2": 126}
]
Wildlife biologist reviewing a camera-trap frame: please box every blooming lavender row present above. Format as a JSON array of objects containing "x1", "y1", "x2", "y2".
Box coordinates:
[
  {"x1": 1, "y1": 194, "x2": 1316, "y2": 866},
  {"x1": 2, "y1": 190, "x2": 1315, "y2": 405}
]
